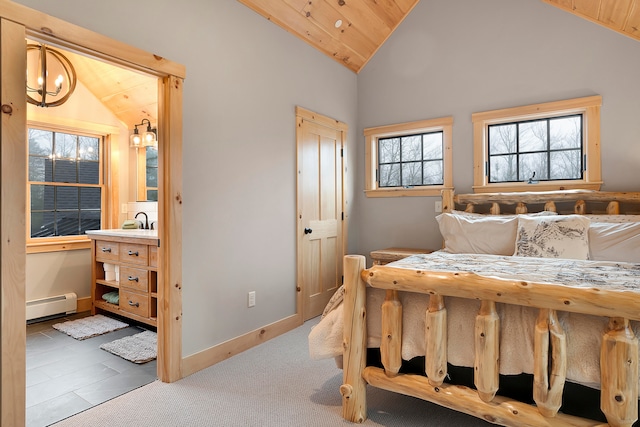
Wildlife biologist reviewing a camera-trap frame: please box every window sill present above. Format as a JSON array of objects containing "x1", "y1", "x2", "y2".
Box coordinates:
[
  {"x1": 365, "y1": 186, "x2": 453, "y2": 198},
  {"x1": 472, "y1": 181, "x2": 602, "y2": 194},
  {"x1": 27, "y1": 238, "x2": 92, "y2": 254}
]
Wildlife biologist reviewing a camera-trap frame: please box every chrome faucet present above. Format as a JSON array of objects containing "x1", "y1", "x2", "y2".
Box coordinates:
[{"x1": 135, "y1": 212, "x2": 149, "y2": 229}]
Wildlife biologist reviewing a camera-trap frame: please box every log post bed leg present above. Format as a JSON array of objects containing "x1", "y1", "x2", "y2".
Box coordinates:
[
  {"x1": 341, "y1": 255, "x2": 368, "y2": 423},
  {"x1": 601, "y1": 317, "x2": 639, "y2": 427},
  {"x1": 474, "y1": 300, "x2": 499, "y2": 402},
  {"x1": 425, "y1": 294, "x2": 447, "y2": 386},
  {"x1": 533, "y1": 309, "x2": 567, "y2": 417},
  {"x1": 381, "y1": 290, "x2": 402, "y2": 377}
]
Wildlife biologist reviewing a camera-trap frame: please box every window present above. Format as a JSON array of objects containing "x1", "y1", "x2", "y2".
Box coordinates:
[
  {"x1": 141, "y1": 146, "x2": 158, "y2": 201},
  {"x1": 365, "y1": 117, "x2": 453, "y2": 197},
  {"x1": 472, "y1": 96, "x2": 602, "y2": 192},
  {"x1": 28, "y1": 126, "x2": 104, "y2": 250}
]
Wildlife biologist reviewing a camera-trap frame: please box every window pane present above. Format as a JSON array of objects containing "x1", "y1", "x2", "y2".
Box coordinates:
[
  {"x1": 30, "y1": 184, "x2": 47, "y2": 210},
  {"x1": 79, "y1": 136, "x2": 99, "y2": 161},
  {"x1": 146, "y1": 167, "x2": 158, "y2": 187},
  {"x1": 519, "y1": 120, "x2": 547, "y2": 152},
  {"x1": 146, "y1": 147, "x2": 158, "y2": 167},
  {"x1": 80, "y1": 187, "x2": 101, "y2": 210},
  {"x1": 55, "y1": 132, "x2": 77, "y2": 159},
  {"x1": 423, "y1": 132, "x2": 443, "y2": 160},
  {"x1": 28, "y1": 129, "x2": 53, "y2": 156},
  {"x1": 379, "y1": 163, "x2": 400, "y2": 187},
  {"x1": 54, "y1": 159, "x2": 77, "y2": 183},
  {"x1": 550, "y1": 116, "x2": 581, "y2": 149},
  {"x1": 56, "y1": 210, "x2": 80, "y2": 235},
  {"x1": 489, "y1": 124, "x2": 516, "y2": 154},
  {"x1": 519, "y1": 152, "x2": 548, "y2": 181},
  {"x1": 29, "y1": 156, "x2": 53, "y2": 182},
  {"x1": 550, "y1": 150, "x2": 582, "y2": 179},
  {"x1": 489, "y1": 155, "x2": 517, "y2": 182},
  {"x1": 423, "y1": 160, "x2": 443, "y2": 185},
  {"x1": 379, "y1": 138, "x2": 400, "y2": 163},
  {"x1": 147, "y1": 190, "x2": 158, "y2": 201},
  {"x1": 57, "y1": 186, "x2": 79, "y2": 210},
  {"x1": 80, "y1": 210, "x2": 101, "y2": 232},
  {"x1": 31, "y1": 211, "x2": 55, "y2": 238},
  {"x1": 401, "y1": 162, "x2": 422, "y2": 186},
  {"x1": 401, "y1": 135, "x2": 421, "y2": 162},
  {"x1": 79, "y1": 161, "x2": 99, "y2": 184}
]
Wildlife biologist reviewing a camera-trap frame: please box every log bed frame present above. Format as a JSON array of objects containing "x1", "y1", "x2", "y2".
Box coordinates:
[{"x1": 340, "y1": 189, "x2": 640, "y2": 427}]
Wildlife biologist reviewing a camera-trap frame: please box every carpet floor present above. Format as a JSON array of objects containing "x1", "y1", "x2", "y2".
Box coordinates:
[{"x1": 52, "y1": 317, "x2": 493, "y2": 426}]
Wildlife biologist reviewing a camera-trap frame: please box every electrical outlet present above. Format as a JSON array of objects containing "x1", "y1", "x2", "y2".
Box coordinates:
[
  {"x1": 435, "y1": 201, "x2": 442, "y2": 213},
  {"x1": 248, "y1": 291, "x2": 256, "y2": 307},
  {"x1": 121, "y1": 203, "x2": 128, "y2": 214}
]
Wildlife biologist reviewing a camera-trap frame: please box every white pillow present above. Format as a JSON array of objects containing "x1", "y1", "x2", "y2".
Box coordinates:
[
  {"x1": 515, "y1": 215, "x2": 591, "y2": 260},
  {"x1": 583, "y1": 214, "x2": 640, "y2": 223},
  {"x1": 436, "y1": 213, "x2": 518, "y2": 255},
  {"x1": 589, "y1": 222, "x2": 640, "y2": 263}
]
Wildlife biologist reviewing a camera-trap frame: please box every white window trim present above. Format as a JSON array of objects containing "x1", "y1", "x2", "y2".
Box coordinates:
[
  {"x1": 471, "y1": 95, "x2": 602, "y2": 193},
  {"x1": 26, "y1": 119, "x2": 118, "y2": 254},
  {"x1": 364, "y1": 116, "x2": 453, "y2": 197}
]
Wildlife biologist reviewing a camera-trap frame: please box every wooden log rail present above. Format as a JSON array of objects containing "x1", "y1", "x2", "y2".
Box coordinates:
[{"x1": 340, "y1": 254, "x2": 640, "y2": 426}]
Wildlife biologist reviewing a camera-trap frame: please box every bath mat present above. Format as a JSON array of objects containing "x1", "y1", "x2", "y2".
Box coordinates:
[
  {"x1": 100, "y1": 330, "x2": 157, "y2": 364},
  {"x1": 52, "y1": 314, "x2": 129, "y2": 340}
]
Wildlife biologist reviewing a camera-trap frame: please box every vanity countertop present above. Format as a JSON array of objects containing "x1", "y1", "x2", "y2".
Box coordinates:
[{"x1": 86, "y1": 229, "x2": 158, "y2": 240}]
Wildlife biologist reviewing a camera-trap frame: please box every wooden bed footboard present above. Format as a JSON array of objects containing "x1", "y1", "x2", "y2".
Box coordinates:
[{"x1": 341, "y1": 254, "x2": 640, "y2": 426}]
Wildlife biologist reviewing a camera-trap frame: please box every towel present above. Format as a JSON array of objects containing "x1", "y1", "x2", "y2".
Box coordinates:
[{"x1": 121, "y1": 219, "x2": 141, "y2": 229}]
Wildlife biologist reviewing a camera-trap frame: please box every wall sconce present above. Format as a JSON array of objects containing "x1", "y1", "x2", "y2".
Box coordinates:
[
  {"x1": 130, "y1": 118, "x2": 157, "y2": 149},
  {"x1": 26, "y1": 43, "x2": 77, "y2": 108}
]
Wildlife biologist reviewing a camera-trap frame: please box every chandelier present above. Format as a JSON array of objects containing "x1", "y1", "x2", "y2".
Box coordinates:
[{"x1": 26, "y1": 43, "x2": 77, "y2": 107}]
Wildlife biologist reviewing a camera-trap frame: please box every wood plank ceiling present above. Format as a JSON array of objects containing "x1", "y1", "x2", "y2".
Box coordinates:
[
  {"x1": 543, "y1": 0, "x2": 640, "y2": 42},
  {"x1": 237, "y1": 0, "x2": 421, "y2": 73},
  {"x1": 26, "y1": 38, "x2": 157, "y2": 129}
]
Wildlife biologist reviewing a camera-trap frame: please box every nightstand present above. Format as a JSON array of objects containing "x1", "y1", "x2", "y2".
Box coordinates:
[{"x1": 370, "y1": 247, "x2": 434, "y2": 265}]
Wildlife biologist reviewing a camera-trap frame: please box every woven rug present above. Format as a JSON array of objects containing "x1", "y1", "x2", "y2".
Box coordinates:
[
  {"x1": 52, "y1": 314, "x2": 129, "y2": 340},
  {"x1": 100, "y1": 330, "x2": 157, "y2": 364}
]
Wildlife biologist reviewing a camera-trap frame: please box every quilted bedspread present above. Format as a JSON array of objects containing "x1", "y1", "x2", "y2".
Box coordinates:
[{"x1": 308, "y1": 252, "x2": 640, "y2": 389}]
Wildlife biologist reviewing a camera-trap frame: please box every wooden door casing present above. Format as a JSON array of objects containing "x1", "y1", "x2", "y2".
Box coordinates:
[{"x1": 296, "y1": 107, "x2": 347, "y2": 320}]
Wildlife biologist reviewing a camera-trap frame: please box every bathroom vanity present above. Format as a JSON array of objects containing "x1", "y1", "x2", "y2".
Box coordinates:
[{"x1": 86, "y1": 229, "x2": 159, "y2": 327}]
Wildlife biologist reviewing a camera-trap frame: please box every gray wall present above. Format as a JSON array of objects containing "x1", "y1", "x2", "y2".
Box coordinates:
[
  {"x1": 356, "y1": 0, "x2": 640, "y2": 257},
  {"x1": 15, "y1": 0, "x2": 358, "y2": 356}
]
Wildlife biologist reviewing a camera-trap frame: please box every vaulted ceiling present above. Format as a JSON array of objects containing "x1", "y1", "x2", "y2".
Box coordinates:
[
  {"x1": 29, "y1": 1, "x2": 640, "y2": 129},
  {"x1": 238, "y1": 0, "x2": 640, "y2": 74}
]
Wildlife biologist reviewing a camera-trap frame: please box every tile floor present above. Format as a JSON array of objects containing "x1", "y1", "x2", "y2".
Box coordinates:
[{"x1": 26, "y1": 312, "x2": 157, "y2": 427}]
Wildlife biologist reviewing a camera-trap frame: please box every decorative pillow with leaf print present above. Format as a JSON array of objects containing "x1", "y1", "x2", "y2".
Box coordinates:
[{"x1": 515, "y1": 215, "x2": 591, "y2": 260}]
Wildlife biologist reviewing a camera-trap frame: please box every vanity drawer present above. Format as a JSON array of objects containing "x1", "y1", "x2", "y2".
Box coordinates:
[
  {"x1": 119, "y1": 266, "x2": 148, "y2": 292},
  {"x1": 120, "y1": 288, "x2": 149, "y2": 318},
  {"x1": 95, "y1": 241, "x2": 119, "y2": 262},
  {"x1": 119, "y1": 243, "x2": 149, "y2": 266}
]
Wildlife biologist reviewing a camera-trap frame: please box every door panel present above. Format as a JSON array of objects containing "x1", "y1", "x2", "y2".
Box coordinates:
[{"x1": 297, "y1": 109, "x2": 346, "y2": 320}]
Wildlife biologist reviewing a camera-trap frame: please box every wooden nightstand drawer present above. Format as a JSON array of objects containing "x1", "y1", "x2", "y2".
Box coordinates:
[
  {"x1": 120, "y1": 288, "x2": 149, "y2": 318},
  {"x1": 96, "y1": 241, "x2": 119, "y2": 262},
  {"x1": 119, "y1": 243, "x2": 149, "y2": 266},
  {"x1": 119, "y1": 266, "x2": 149, "y2": 292}
]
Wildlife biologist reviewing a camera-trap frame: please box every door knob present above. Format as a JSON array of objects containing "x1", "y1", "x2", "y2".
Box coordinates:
[{"x1": 304, "y1": 228, "x2": 313, "y2": 235}]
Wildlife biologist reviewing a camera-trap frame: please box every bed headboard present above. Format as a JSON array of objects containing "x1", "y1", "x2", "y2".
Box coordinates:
[{"x1": 441, "y1": 189, "x2": 640, "y2": 216}]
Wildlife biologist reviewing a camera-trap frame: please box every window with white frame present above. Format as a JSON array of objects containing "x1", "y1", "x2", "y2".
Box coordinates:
[
  {"x1": 27, "y1": 126, "x2": 104, "y2": 246},
  {"x1": 364, "y1": 117, "x2": 453, "y2": 197},
  {"x1": 472, "y1": 96, "x2": 602, "y2": 192}
]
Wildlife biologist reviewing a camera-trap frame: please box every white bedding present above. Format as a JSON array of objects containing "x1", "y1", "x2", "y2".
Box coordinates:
[{"x1": 308, "y1": 252, "x2": 640, "y2": 389}]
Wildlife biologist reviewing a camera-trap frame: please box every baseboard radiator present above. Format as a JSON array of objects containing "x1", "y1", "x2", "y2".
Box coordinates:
[{"x1": 26, "y1": 292, "x2": 77, "y2": 321}]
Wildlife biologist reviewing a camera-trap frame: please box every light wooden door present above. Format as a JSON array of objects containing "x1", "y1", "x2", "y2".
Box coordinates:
[{"x1": 296, "y1": 107, "x2": 347, "y2": 321}]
